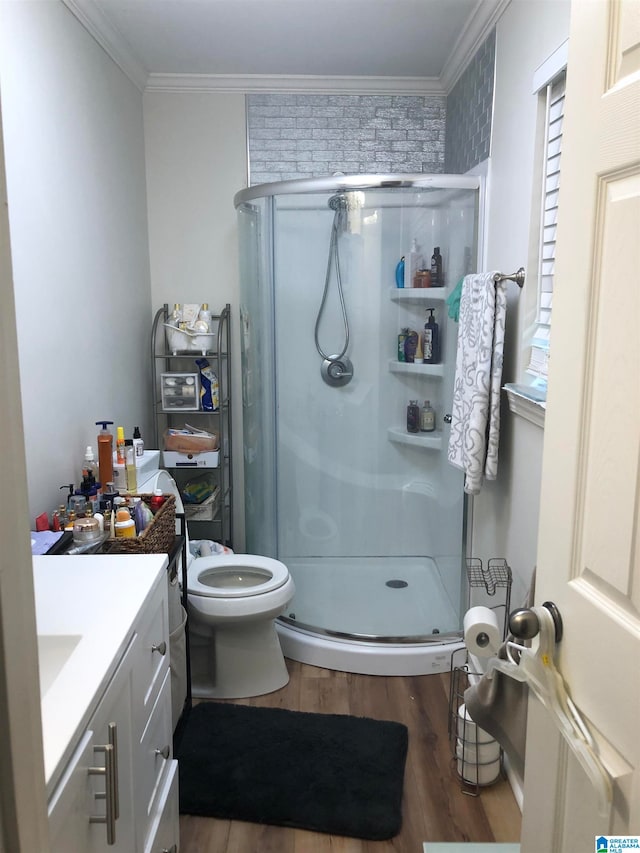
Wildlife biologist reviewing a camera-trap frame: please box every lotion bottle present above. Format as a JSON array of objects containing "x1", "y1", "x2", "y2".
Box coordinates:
[{"x1": 95, "y1": 421, "x2": 114, "y2": 492}]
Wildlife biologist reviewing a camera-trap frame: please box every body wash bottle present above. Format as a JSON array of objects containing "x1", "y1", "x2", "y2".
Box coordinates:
[
  {"x1": 405, "y1": 239, "x2": 423, "y2": 289},
  {"x1": 423, "y1": 309, "x2": 441, "y2": 364}
]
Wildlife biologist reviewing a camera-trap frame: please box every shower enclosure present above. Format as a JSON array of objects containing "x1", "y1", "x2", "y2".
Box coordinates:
[{"x1": 235, "y1": 175, "x2": 480, "y2": 675}]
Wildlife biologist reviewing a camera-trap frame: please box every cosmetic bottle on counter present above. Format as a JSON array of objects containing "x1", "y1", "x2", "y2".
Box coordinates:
[
  {"x1": 133, "y1": 426, "x2": 144, "y2": 457},
  {"x1": 116, "y1": 426, "x2": 126, "y2": 465},
  {"x1": 95, "y1": 421, "x2": 114, "y2": 492},
  {"x1": 125, "y1": 440, "x2": 137, "y2": 493}
]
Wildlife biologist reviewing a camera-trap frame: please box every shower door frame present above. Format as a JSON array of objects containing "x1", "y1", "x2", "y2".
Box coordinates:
[{"x1": 236, "y1": 174, "x2": 480, "y2": 649}]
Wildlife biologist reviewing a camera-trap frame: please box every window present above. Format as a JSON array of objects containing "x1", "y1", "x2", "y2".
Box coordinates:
[{"x1": 527, "y1": 41, "x2": 568, "y2": 395}]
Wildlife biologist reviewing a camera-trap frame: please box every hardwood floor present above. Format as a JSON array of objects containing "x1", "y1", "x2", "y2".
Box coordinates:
[{"x1": 179, "y1": 660, "x2": 522, "y2": 853}]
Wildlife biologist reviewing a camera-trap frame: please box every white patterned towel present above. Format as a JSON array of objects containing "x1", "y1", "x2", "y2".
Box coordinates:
[{"x1": 447, "y1": 272, "x2": 507, "y2": 495}]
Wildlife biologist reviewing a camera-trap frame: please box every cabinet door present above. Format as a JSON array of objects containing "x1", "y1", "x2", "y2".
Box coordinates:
[
  {"x1": 86, "y1": 636, "x2": 138, "y2": 852},
  {"x1": 48, "y1": 731, "x2": 95, "y2": 853},
  {"x1": 48, "y1": 636, "x2": 137, "y2": 852}
]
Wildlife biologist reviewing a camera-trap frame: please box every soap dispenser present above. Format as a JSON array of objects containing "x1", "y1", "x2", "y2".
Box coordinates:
[{"x1": 423, "y1": 309, "x2": 441, "y2": 364}]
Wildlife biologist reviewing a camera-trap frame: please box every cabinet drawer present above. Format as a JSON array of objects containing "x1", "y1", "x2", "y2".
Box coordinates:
[
  {"x1": 134, "y1": 578, "x2": 170, "y2": 721},
  {"x1": 144, "y1": 758, "x2": 179, "y2": 853},
  {"x1": 139, "y1": 669, "x2": 174, "y2": 846}
]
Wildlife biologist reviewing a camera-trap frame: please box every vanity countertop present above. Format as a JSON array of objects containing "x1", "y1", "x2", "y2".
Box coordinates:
[{"x1": 32, "y1": 553, "x2": 168, "y2": 795}]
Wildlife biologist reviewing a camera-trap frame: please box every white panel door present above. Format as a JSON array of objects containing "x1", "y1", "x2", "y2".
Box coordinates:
[{"x1": 521, "y1": 1, "x2": 640, "y2": 850}]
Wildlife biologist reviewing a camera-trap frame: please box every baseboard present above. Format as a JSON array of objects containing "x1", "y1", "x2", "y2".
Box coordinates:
[{"x1": 502, "y1": 753, "x2": 524, "y2": 813}]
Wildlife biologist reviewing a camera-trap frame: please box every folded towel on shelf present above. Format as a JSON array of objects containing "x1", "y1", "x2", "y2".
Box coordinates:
[
  {"x1": 447, "y1": 272, "x2": 507, "y2": 495},
  {"x1": 446, "y1": 277, "x2": 464, "y2": 322}
]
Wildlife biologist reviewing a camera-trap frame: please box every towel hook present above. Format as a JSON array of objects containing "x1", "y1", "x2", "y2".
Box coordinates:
[{"x1": 493, "y1": 267, "x2": 525, "y2": 288}]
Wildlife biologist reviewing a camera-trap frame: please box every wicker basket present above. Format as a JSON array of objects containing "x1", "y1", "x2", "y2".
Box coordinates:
[{"x1": 102, "y1": 494, "x2": 176, "y2": 555}]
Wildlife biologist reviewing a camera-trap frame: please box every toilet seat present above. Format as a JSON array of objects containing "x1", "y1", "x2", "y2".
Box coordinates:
[{"x1": 188, "y1": 554, "x2": 290, "y2": 599}]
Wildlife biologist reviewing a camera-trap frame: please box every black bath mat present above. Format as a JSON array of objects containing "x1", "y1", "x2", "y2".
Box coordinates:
[{"x1": 176, "y1": 701, "x2": 409, "y2": 840}]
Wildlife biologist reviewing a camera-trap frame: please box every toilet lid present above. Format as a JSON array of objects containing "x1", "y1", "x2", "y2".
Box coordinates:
[{"x1": 188, "y1": 554, "x2": 290, "y2": 598}]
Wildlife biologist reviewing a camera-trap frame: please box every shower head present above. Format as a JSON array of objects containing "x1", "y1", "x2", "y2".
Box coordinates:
[{"x1": 328, "y1": 191, "x2": 364, "y2": 212}]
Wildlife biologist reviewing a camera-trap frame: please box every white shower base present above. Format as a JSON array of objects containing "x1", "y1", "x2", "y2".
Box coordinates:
[{"x1": 276, "y1": 555, "x2": 464, "y2": 676}]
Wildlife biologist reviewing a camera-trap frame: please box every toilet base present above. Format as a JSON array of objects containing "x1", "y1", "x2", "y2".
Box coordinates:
[{"x1": 189, "y1": 619, "x2": 290, "y2": 699}]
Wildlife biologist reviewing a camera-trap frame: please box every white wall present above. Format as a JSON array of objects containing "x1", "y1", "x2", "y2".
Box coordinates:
[
  {"x1": 473, "y1": 0, "x2": 571, "y2": 609},
  {"x1": 0, "y1": 1, "x2": 152, "y2": 524},
  {"x1": 143, "y1": 92, "x2": 247, "y2": 545}
]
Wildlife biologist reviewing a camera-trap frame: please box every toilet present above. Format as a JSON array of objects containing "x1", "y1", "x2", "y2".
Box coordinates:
[{"x1": 187, "y1": 553, "x2": 295, "y2": 699}]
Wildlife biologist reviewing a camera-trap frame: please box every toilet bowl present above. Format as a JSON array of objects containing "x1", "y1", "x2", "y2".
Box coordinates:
[{"x1": 187, "y1": 554, "x2": 295, "y2": 699}]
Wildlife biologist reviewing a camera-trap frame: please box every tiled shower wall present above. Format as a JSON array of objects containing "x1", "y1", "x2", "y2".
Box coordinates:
[
  {"x1": 246, "y1": 32, "x2": 495, "y2": 184},
  {"x1": 444, "y1": 29, "x2": 496, "y2": 174},
  {"x1": 247, "y1": 95, "x2": 446, "y2": 185}
]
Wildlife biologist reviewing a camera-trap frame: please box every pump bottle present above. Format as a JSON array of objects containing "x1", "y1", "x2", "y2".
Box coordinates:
[
  {"x1": 95, "y1": 422, "x2": 114, "y2": 493},
  {"x1": 423, "y1": 309, "x2": 441, "y2": 365}
]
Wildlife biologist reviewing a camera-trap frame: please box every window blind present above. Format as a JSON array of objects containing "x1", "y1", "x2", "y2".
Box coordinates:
[{"x1": 528, "y1": 70, "x2": 566, "y2": 388}]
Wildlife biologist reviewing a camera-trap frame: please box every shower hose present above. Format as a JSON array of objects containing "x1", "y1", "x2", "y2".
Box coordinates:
[{"x1": 314, "y1": 201, "x2": 350, "y2": 363}]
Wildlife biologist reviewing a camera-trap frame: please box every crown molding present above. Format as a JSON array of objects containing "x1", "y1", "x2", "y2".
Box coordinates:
[
  {"x1": 62, "y1": 0, "x2": 508, "y2": 96},
  {"x1": 144, "y1": 74, "x2": 444, "y2": 95},
  {"x1": 61, "y1": 0, "x2": 149, "y2": 91},
  {"x1": 440, "y1": 0, "x2": 511, "y2": 93}
]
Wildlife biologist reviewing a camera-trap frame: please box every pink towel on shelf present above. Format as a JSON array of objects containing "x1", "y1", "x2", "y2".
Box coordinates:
[{"x1": 447, "y1": 272, "x2": 507, "y2": 495}]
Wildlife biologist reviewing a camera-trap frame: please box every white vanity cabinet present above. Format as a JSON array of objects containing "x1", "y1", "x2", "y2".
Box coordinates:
[{"x1": 45, "y1": 564, "x2": 179, "y2": 853}]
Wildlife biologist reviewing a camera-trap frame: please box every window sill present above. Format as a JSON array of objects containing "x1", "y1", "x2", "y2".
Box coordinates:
[{"x1": 503, "y1": 383, "x2": 546, "y2": 429}]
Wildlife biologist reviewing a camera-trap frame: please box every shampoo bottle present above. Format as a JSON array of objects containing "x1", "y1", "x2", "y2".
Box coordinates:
[
  {"x1": 405, "y1": 239, "x2": 423, "y2": 289},
  {"x1": 430, "y1": 247, "x2": 443, "y2": 287},
  {"x1": 423, "y1": 309, "x2": 441, "y2": 365},
  {"x1": 95, "y1": 421, "x2": 114, "y2": 492}
]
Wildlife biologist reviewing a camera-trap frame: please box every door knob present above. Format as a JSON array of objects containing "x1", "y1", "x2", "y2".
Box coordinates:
[{"x1": 509, "y1": 600, "x2": 563, "y2": 642}]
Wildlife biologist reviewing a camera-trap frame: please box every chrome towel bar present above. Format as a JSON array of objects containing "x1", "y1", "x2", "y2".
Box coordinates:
[{"x1": 493, "y1": 267, "x2": 525, "y2": 288}]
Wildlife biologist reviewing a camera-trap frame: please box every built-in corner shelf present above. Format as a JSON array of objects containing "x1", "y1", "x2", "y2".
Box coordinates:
[
  {"x1": 389, "y1": 287, "x2": 448, "y2": 302},
  {"x1": 388, "y1": 359, "x2": 444, "y2": 377},
  {"x1": 388, "y1": 426, "x2": 443, "y2": 450}
]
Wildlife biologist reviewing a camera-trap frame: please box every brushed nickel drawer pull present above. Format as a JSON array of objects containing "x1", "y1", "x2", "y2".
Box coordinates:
[
  {"x1": 152, "y1": 640, "x2": 167, "y2": 655},
  {"x1": 89, "y1": 743, "x2": 116, "y2": 845}
]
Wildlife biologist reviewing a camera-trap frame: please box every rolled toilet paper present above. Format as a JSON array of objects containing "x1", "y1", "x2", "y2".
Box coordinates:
[{"x1": 463, "y1": 606, "x2": 501, "y2": 657}]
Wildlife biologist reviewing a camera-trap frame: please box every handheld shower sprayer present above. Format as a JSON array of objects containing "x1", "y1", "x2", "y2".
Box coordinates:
[{"x1": 314, "y1": 191, "x2": 363, "y2": 387}]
